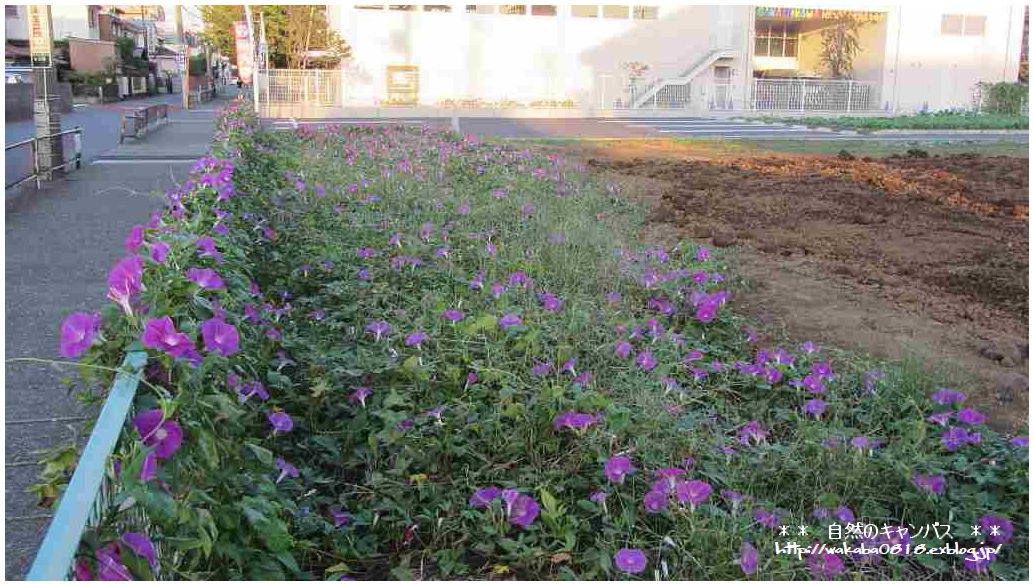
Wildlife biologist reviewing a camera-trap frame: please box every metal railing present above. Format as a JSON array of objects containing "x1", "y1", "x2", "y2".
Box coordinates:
[
  {"x1": 256, "y1": 69, "x2": 342, "y2": 106},
  {"x1": 751, "y1": 78, "x2": 876, "y2": 112},
  {"x1": 120, "y1": 104, "x2": 170, "y2": 143},
  {"x1": 27, "y1": 351, "x2": 149, "y2": 580},
  {"x1": 5, "y1": 127, "x2": 84, "y2": 190}
]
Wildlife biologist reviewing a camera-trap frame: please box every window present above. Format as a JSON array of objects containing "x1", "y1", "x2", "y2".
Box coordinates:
[
  {"x1": 602, "y1": 5, "x2": 629, "y2": 19},
  {"x1": 531, "y1": 5, "x2": 557, "y2": 16},
  {"x1": 389, "y1": 5, "x2": 415, "y2": 11},
  {"x1": 572, "y1": 5, "x2": 598, "y2": 18},
  {"x1": 632, "y1": 6, "x2": 657, "y2": 19},
  {"x1": 355, "y1": 5, "x2": 385, "y2": 9},
  {"x1": 89, "y1": 7, "x2": 98, "y2": 28},
  {"x1": 6, "y1": 5, "x2": 18, "y2": 18},
  {"x1": 754, "y1": 20, "x2": 799, "y2": 57},
  {"x1": 423, "y1": 5, "x2": 451, "y2": 12},
  {"x1": 500, "y1": 5, "x2": 527, "y2": 15},
  {"x1": 466, "y1": 5, "x2": 496, "y2": 14},
  {"x1": 963, "y1": 15, "x2": 986, "y2": 36},
  {"x1": 942, "y1": 14, "x2": 986, "y2": 36}
]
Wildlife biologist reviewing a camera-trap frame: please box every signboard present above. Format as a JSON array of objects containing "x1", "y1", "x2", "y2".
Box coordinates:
[
  {"x1": 233, "y1": 22, "x2": 254, "y2": 84},
  {"x1": 386, "y1": 65, "x2": 419, "y2": 105},
  {"x1": 28, "y1": 5, "x2": 53, "y2": 67}
]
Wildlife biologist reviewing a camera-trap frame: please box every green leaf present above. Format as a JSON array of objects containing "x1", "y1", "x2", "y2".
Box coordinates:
[{"x1": 246, "y1": 443, "x2": 274, "y2": 466}]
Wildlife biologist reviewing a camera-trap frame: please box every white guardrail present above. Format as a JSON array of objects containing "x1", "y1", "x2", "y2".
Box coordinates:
[{"x1": 751, "y1": 78, "x2": 876, "y2": 112}]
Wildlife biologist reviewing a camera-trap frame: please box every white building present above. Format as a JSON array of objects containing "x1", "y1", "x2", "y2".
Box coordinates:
[{"x1": 319, "y1": 3, "x2": 1026, "y2": 113}]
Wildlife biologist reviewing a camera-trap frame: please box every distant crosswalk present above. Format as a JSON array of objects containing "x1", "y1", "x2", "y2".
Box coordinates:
[
  {"x1": 599, "y1": 117, "x2": 846, "y2": 139},
  {"x1": 270, "y1": 118, "x2": 434, "y2": 130}
]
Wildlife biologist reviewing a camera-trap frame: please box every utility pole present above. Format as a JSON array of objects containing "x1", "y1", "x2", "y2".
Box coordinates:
[
  {"x1": 28, "y1": 5, "x2": 63, "y2": 180},
  {"x1": 176, "y1": 5, "x2": 189, "y2": 110}
]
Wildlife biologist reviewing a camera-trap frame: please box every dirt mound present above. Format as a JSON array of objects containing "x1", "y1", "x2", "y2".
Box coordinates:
[{"x1": 582, "y1": 149, "x2": 1029, "y2": 429}]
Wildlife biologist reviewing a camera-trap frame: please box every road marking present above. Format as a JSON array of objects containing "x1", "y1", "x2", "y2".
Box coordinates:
[{"x1": 91, "y1": 159, "x2": 197, "y2": 165}]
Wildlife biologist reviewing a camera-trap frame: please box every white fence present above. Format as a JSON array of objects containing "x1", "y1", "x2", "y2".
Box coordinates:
[
  {"x1": 255, "y1": 69, "x2": 343, "y2": 106},
  {"x1": 751, "y1": 78, "x2": 876, "y2": 112}
]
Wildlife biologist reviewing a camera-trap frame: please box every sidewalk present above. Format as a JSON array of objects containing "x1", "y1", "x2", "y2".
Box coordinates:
[{"x1": 4, "y1": 98, "x2": 229, "y2": 579}]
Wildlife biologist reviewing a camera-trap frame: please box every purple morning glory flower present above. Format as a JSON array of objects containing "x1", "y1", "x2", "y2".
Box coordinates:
[
  {"x1": 614, "y1": 548, "x2": 647, "y2": 575},
  {"x1": 963, "y1": 550, "x2": 996, "y2": 574},
  {"x1": 149, "y1": 241, "x2": 170, "y2": 265},
  {"x1": 1011, "y1": 436, "x2": 1029, "y2": 450},
  {"x1": 754, "y1": 507, "x2": 781, "y2": 528},
  {"x1": 800, "y1": 341, "x2": 819, "y2": 354},
  {"x1": 675, "y1": 479, "x2": 713, "y2": 508},
  {"x1": 506, "y1": 493, "x2": 540, "y2": 529},
  {"x1": 803, "y1": 399, "x2": 827, "y2": 419},
  {"x1": 196, "y1": 236, "x2": 224, "y2": 263},
  {"x1": 133, "y1": 409, "x2": 183, "y2": 460},
  {"x1": 539, "y1": 292, "x2": 563, "y2": 313},
  {"x1": 531, "y1": 361, "x2": 553, "y2": 377},
  {"x1": 696, "y1": 247, "x2": 711, "y2": 262},
  {"x1": 927, "y1": 412, "x2": 952, "y2": 426},
  {"x1": 740, "y1": 541, "x2": 759, "y2": 575},
  {"x1": 807, "y1": 551, "x2": 845, "y2": 579},
  {"x1": 561, "y1": 358, "x2": 577, "y2": 376},
  {"x1": 573, "y1": 371, "x2": 593, "y2": 388},
  {"x1": 140, "y1": 452, "x2": 158, "y2": 482},
  {"x1": 357, "y1": 247, "x2": 377, "y2": 259},
  {"x1": 942, "y1": 426, "x2": 971, "y2": 452},
  {"x1": 605, "y1": 291, "x2": 622, "y2": 305},
  {"x1": 851, "y1": 436, "x2": 876, "y2": 451},
  {"x1": 121, "y1": 532, "x2": 157, "y2": 569},
  {"x1": 75, "y1": 559, "x2": 93, "y2": 581},
  {"x1": 490, "y1": 282, "x2": 506, "y2": 299},
  {"x1": 405, "y1": 331, "x2": 428, "y2": 348},
  {"x1": 141, "y1": 316, "x2": 197, "y2": 361},
  {"x1": 275, "y1": 457, "x2": 299, "y2": 483},
  {"x1": 389, "y1": 233, "x2": 402, "y2": 248},
  {"x1": 466, "y1": 372, "x2": 478, "y2": 386},
  {"x1": 125, "y1": 225, "x2": 145, "y2": 254},
  {"x1": 737, "y1": 421, "x2": 769, "y2": 446},
  {"x1": 554, "y1": 411, "x2": 596, "y2": 432},
  {"x1": 931, "y1": 388, "x2": 967, "y2": 406},
  {"x1": 485, "y1": 242, "x2": 497, "y2": 257},
  {"x1": 458, "y1": 201, "x2": 471, "y2": 215},
  {"x1": 834, "y1": 506, "x2": 854, "y2": 523},
  {"x1": 442, "y1": 309, "x2": 465, "y2": 323},
  {"x1": 107, "y1": 255, "x2": 145, "y2": 310},
  {"x1": 635, "y1": 350, "x2": 658, "y2": 372},
  {"x1": 365, "y1": 320, "x2": 392, "y2": 342},
  {"x1": 913, "y1": 473, "x2": 946, "y2": 496},
  {"x1": 604, "y1": 456, "x2": 636, "y2": 484},
  {"x1": 358, "y1": 268, "x2": 371, "y2": 282},
  {"x1": 201, "y1": 317, "x2": 240, "y2": 357},
  {"x1": 499, "y1": 314, "x2": 523, "y2": 330},
  {"x1": 469, "y1": 486, "x2": 502, "y2": 508},
  {"x1": 349, "y1": 387, "x2": 372, "y2": 407},
  {"x1": 269, "y1": 411, "x2": 294, "y2": 433},
  {"x1": 330, "y1": 506, "x2": 352, "y2": 528},
  {"x1": 643, "y1": 490, "x2": 668, "y2": 514},
  {"x1": 721, "y1": 489, "x2": 744, "y2": 506},
  {"x1": 59, "y1": 312, "x2": 102, "y2": 358},
  {"x1": 187, "y1": 267, "x2": 225, "y2": 290},
  {"x1": 239, "y1": 380, "x2": 269, "y2": 404},
  {"x1": 979, "y1": 514, "x2": 1014, "y2": 544},
  {"x1": 590, "y1": 490, "x2": 607, "y2": 504},
  {"x1": 957, "y1": 408, "x2": 986, "y2": 426},
  {"x1": 469, "y1": 271, "x2": 486, "y2": 290},
  {"x1": 96, "y1": 544, "x2": 132, "y2": 580},
  {"x1": 811, "y1": 361, "x2": 834, "y2": 380},
  {"x1": 521, "y1": 202, "x2": 536, "y2": 218}
]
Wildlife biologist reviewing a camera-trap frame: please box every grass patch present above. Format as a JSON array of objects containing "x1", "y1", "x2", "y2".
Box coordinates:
[{"x1": 764, "y1": 112, "x2": 1029, "y2": 131}]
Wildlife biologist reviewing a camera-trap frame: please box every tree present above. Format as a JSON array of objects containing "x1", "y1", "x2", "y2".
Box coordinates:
[
  {"x1": 820, "y1": 15, "x2": 862, "y2": 79},
  {"x1": 199, "y1": 5, "x2": 351, "y2": 69}
]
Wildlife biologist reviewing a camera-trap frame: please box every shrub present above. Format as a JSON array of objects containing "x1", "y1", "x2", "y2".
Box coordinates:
[
  {"x1": 976, "y1": 82, "x2": 1030, "y2": 116},
  {"x1": 55, "y1": 100, "x2": 1028, "y2": 580}
]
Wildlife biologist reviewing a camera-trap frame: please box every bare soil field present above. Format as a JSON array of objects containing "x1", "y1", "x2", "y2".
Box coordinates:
[{"x1": 560, "y1": 141, "x2": 1029, "y2": 430}]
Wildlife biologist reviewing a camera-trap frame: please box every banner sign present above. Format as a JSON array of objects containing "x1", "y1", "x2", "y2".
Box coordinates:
[
  {"x1": 755, "y1": 6, "x2": 884, "y2": 21},
  {"x1": 28, "y1": 5, "x2": 54, "y2": 67},
  {"x1": 386, "y1": 65, "x2": 419, "y2": 105},
  {"x1": 233, "y1": 21, "x2": 254, "y2": 84}
]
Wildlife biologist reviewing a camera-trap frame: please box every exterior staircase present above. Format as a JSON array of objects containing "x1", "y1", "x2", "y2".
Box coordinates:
[{"x1": 632, "y1": 49, "x2": 738, "y2": 109}]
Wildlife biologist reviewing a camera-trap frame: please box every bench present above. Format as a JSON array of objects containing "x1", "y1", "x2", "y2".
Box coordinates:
[{"x1": 119, "y1": 103, "x2": 170, "y2": 143}]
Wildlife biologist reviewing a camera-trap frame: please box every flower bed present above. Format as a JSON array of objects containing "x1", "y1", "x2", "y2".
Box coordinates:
[{"x1": 57, "y1": 101, "x2": 1027, "y2": 580}]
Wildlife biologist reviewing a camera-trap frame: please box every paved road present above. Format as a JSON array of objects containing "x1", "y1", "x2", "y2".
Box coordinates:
[
  {"x1": 269, "y1": 116, "x2": 1029, "y2": 142},
  {"x1": 4, "y1": 93, "x2": 226, "y2": 188},
  {"x1": 4, "y1": 99, "x2": 230, "y2": 579}
]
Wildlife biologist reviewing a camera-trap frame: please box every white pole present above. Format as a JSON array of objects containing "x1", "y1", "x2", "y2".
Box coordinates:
[{"x1": 244, "y1": 5, "x2": 259, "y2": 113}]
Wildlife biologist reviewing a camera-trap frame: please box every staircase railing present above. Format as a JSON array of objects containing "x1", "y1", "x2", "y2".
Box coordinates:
[{"x1": 632, "y1": 49, "x2": 738, "y2": 109}]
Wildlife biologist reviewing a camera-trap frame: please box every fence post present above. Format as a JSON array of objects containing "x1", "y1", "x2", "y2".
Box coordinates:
[
  {"x1": 846, "y1": 80, "x2": 853, "y2": 113},
  {"x1": 800, "y1": 79, "x2": 807, "y2": 112}
]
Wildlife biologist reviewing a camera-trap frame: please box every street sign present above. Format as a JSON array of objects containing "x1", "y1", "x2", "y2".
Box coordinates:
[{"x1": 28, "y1": 5, "x2": 53, "y2": 68}]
